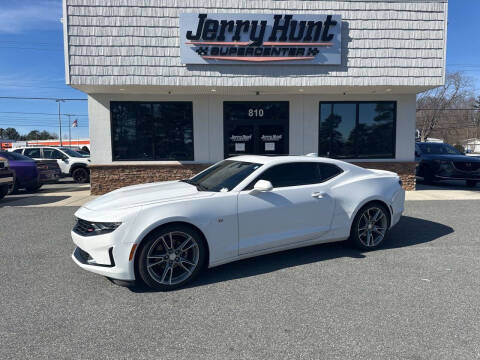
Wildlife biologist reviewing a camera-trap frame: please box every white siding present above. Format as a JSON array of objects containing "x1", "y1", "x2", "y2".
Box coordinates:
[{"x1": 65, "y1": 0, "x2": 447, "y2": 88}]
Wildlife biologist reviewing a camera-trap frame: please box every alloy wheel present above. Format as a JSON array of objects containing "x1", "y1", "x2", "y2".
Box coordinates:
[
  {"x1": 145, "y1": 231, "x2": 200, "y2": 286},
  {"x1": 357, "y1": 207, "x2": 388, "y2": 248}
]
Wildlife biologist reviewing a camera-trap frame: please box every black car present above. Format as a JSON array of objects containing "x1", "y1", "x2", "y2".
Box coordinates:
[{"x1": 415, "y1": 142, "x2": 480, "y2": 187}]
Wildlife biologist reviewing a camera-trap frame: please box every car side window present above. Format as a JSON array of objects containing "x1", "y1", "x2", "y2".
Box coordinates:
[
  {"x1": 43, "y1": 148, "x2": 64, "y2": 160},
  {"x1": 246, "y1": 162, "x2": 342, "y2": 189},
  {"x1": 318, "y1": 163, "x2": 343, "y2": 182},
  {"x1": 13, "y1": 149, "x2": 23, "y2": 154},
  {"x1": 23, "y1": 148, "x2": 40, "y2": 158}
]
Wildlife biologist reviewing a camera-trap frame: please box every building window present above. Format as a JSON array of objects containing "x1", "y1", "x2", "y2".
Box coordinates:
[
  {"x1": 319, "y1": 101, "x2": 396, "y2": 159},
  {"x1": 110, "y1": 102, "x2": 194, "y2": 161}
]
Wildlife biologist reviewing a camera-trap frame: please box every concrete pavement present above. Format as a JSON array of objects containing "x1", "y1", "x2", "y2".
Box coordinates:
[{"x1": 1, "y1": 200, "x2": 479, "y2": 359}]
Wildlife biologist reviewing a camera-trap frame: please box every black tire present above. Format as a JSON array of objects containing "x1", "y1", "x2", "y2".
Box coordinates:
[
  {"x1": 0, "y1": 185, "x2": 8, "y2": 200},
  {"x1": 26, "y1": 183, "x2": 42, "y2": 192},
  {"x1": 422, "y1": 166, "x2": 434, "y2": 185},
  {"x1": 350, "y1": 202, "x2": 390, "y2": 251},
  {"x1": 9, "y1": 179, "x2": 20, "y2": 194},
  {"x1": 72, "y1": 167, "x2": 90, "y2": 183},
  {"x1": 137, "y1": 224, "x2": 206, "y2": 291},
  {"x1": 466, "y1": 180, "x2": 477, "y2": 187}
]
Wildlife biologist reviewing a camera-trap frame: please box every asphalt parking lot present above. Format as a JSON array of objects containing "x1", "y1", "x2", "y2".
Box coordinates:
[{"x1": 1, "y1": 199, "x2": 479, "y2": 360}]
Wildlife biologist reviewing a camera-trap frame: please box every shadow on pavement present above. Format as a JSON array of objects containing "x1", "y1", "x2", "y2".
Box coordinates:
[
  {"x1": 0, "y1": 195, "x2": 70, "y2": 207},
  {"x1": 129, "y1": 215, "x2": 454, "y2": 293}
]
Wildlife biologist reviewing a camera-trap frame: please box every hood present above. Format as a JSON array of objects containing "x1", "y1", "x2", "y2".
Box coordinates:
[
  {"x1": 83, "y1": 181, "x2": 213, "y2": 211},
  {"x1": 421, "y1": 154, "x2": 480, "y2": 162}
]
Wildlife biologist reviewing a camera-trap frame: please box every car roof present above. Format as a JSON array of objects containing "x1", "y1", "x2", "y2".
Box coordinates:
[{"x1": 228, "y1": 155, "x2": 357, "y2": 169}]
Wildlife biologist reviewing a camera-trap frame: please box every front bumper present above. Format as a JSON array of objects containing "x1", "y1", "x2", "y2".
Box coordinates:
[
  {"x1": 0, "y1": 171, "x2": 14, "y2": 186},
  {"x1": 71, "y1": 224, "x2": 137, "y2": 281}
]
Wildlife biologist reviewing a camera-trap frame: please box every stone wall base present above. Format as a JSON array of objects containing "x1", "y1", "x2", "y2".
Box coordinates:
[
  {"x1": 90, "y1": 161, "x2": 416, "y2": 195},
  {"x1": 352, "y1": 162, "x2": 416, "y2": 191},
  {"x1": 90, "y1": 164, "x2": 210, "y2": 195}
]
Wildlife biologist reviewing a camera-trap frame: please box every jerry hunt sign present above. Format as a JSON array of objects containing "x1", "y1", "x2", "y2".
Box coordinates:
[{"x1": 179, "y1": 13, "x2": 342, "y2": 65}]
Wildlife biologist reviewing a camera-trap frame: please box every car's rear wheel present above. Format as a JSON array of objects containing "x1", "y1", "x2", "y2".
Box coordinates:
[
  {"x1": 422, "y1": 166, "x2": 435, "y2": 185},
  {"x1": 72, "y1": 167, "x2": 89, "y2": 183},
  {"x1": 466, "y1": 180, "x2": 477, "y2": 187},
  {"x1": 137, "y1": 224, "x2": 206, "y2": 291},
  {"x1": 350, "y1": 203, "x2": 390, "y2": 250}
]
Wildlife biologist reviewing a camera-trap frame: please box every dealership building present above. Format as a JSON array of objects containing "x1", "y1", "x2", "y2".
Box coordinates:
[{"x1": 62, "y1": 0, "x2": 448, "y2": 194}]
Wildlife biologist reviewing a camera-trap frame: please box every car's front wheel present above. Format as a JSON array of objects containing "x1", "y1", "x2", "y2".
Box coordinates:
[
  {"x1": 350, "y1": 203, "x2": 390, "y2": 251},
  {"x1": 0, "y1": 185, "x2": 8, "y2": 200},
  {"x1": 72, "y1": 167, "x2": 89, "y2": 183},
  {"x1": 137, "y1": 224, "x2": 206, "y2": 291}
]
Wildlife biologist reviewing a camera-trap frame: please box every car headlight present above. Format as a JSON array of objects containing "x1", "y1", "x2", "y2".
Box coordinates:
[{"x1": 73, "y1": 218, "x2": 121, "y2": 236}]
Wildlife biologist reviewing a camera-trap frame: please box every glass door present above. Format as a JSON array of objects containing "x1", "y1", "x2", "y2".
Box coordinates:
[{"x1": 224, "y1": 102, "x2": 289, "y2": 158}]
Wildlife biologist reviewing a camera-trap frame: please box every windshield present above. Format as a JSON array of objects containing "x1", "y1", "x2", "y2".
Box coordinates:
[
  {"x1": 0, "y1": 151, "x2": 33, "y2": 161},
  {"x1": 59, "y1": 148, "x2": 85, "y2": 158},
  {"x1": 417, "y1": 143, "x2": 461, "y2": 155},
  {"x1": 187, "y1": 160, "x2": 262, "y2": 192}
]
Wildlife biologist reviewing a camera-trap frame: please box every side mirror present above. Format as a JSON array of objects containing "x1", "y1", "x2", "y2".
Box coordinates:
[
  {"x1": 62, "y1": 157, "x2": 69, "y2": 163},
  {"x1": 252, "y1": 180, "x2": 273, "y2": 192}
]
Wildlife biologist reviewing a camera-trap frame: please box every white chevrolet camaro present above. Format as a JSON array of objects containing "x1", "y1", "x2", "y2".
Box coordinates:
[{"x1": 72, "y1": 155, "x2": 405, "y2": 290}]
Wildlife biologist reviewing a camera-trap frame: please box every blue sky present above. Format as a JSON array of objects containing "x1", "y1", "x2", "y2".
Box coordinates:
[{"x1": 0, "y1": 0, "x2": 479, "y2": 139}]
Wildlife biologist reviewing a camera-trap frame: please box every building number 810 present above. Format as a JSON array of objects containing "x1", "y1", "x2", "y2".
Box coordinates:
[{"x1": 248, "y1": 109, "x2": 264, "y2": 117}]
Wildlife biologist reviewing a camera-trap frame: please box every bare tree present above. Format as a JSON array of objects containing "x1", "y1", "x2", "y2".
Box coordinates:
[{"x1": 417, "y1": 71, "x2": 474, "y2": 141}]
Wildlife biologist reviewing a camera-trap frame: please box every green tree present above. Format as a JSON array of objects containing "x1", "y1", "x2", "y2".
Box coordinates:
[{"x1": 4, "y1": 128, "x2": 20, "y2": 140}]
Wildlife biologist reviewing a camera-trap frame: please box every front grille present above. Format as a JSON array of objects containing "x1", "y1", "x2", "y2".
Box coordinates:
[
  {"x1": 0, "y1": 162, "x2": 4, "y2": 169},
  {"x1": 73, "y1": 218, "x2": 96, "y2": 236},
  {"x1": 453, "y1": 161, "x2": 480, "y2": 172},
  {"x1": 0, "y1": 171, "x2": 12, "y2": 179}
]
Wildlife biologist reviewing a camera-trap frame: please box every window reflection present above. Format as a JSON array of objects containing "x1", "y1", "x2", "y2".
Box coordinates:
[
  {"x1": 111, "y1": 102, "x2": 194, "y2": 161},
  {"x1": 319, "y1": 102, "x2": 395, "y2": 159}
]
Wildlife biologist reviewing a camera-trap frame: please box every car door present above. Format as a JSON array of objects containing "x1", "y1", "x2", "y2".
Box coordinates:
[
  {"x1": 237, "y1": 162, "x2": 338, "y2": 255},
  {"x1": 43, "y1": 148, "x2": 68, "y2": 175}
]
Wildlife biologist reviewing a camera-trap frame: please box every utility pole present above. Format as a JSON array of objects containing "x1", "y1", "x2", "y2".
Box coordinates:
[{"x1": 56, "y1": 99, "x2": 65, "y2": 146}]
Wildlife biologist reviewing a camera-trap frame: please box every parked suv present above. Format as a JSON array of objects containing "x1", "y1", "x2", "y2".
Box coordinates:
[
  {"x1": 13, "y1": 147, "x2": 90, "y2": 183},
  {"x1": 415, "y1": 142, "x2": 480, "y2": 187},
  {"x1": 0, "y1": 156, "x2": 14, "y2": 200}
]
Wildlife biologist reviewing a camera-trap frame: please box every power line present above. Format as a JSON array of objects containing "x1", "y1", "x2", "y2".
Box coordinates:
[
  {"x1": 0, "y1": 46, "x2": 63, "y2": 51},
  {"x1": 0, "y1": 96, "x2": 87, "y2": 101},
  {"x1": 0, "y1": 111, "x2": 88, "y2": 116},
  {"x1": 0, "y1": 124, "x2": 88, "y2": 128}
]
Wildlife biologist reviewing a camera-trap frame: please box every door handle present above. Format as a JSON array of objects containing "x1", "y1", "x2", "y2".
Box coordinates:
[{"x1": 311, "y1": 191, "x2": 326, "y2": 198}]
